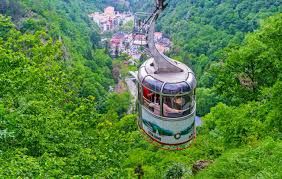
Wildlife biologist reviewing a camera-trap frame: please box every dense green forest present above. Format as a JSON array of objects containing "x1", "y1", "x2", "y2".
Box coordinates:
[
  {"x1": 0, "y1": 0, "x2": 281, "y2": 178},
  {"x1": 128, "y1": 0, "x2": 281, "y2": 116}
]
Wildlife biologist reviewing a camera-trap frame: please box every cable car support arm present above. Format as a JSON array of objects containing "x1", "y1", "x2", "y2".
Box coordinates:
[{"x1": 145, "y1": 1, "x2": 183, "y2": 74}]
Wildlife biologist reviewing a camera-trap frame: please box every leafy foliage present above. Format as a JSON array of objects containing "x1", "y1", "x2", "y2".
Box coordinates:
[
  {"x1": 195, "y1": 139, "x2": 282, "y2": 178},
  {"x1": 212, "y1": 14, "x2": 282, "y2": 105},
  {"x1": 157, "y1": 0, "x2": 281, "y2": 85},
  {"x1": 0, "y1": 0, "x2": 281, "y2": 178}
]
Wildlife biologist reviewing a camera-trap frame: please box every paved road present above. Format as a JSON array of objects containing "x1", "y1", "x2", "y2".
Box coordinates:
[
  {"x1": 195, "y1": 116, "x2": 202, "y2": 126},
  {"x1": 125, "y1": 78, "x2": 137, "y2": 98},
  {"x1": 125, "y1": 77, "x2": 138, "y2": 113}
]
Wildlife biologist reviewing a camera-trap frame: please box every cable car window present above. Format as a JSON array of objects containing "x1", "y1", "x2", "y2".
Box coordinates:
[
  {"x1": 162, "y1": 94, "x2": 195, "y2": 118},
  {"x1": 142, "y1": 86, "x2": 160, "y2": 115},
  {"x1": 162, "y1": 82, "x2": 191, "y2": 94},
  {"x1": 143, "y1": 86, "x2": 154, "y2": 101},
  {"x1": 148, "y1": 100, "x2": 161, "y2": 116},
  {"x1": 143, "y1": 76, "x2": 163, "y2": 92}
]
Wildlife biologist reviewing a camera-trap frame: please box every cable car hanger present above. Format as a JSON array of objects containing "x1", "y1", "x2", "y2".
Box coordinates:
[
  {"x1": 133, "y1": 0, "x2": 183, "y2": 74},
  {"x1": 135, "y1": 0, "x2": 197, "y2": 150}
]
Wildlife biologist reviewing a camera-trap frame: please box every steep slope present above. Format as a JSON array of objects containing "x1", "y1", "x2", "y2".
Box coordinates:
[
  {"x1": 129, "y1": 0, "x2": 281, "y2": 84},
  {"x1": 126, "y1": 0, "x2": 281, "y2": 117},
  {"x1": 0, "y1": 0, "x2": 122, "y2": 177},
  {"x1": 159, "y1": 0, "x2": 280, "y2": 78},
  {"x1": 0, "y1": 0, "x2": 281, "y2": 178}
]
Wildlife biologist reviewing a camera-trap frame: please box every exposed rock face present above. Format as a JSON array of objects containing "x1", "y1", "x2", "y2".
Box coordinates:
[{"x1": 192, "y1": 160, "x2": 212, "y2": 175}]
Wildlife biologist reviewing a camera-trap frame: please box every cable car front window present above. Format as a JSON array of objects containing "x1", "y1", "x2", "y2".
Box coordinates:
[
  {"x1": 142, "y1": 76, "x2": 163, "y2": 116},
  {"x1": 162, "y1": 94, "x2": 195, "y2": 118},
  {"x1": 162, "y1": 82, "x2": 191, "y2": 94},
  {"x1": 143, "y1": 86, "x2": 154, "y2": 102},
  {"x1": 143, "y1": 76, "x2": 163, "y2": 92},
  {"x1": 142, "y1": 86, "x2": 161, "y2": 115}
]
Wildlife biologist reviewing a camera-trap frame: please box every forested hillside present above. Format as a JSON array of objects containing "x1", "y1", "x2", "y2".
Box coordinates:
[
  {"x1": 128, "y1": 0, "x2": 281, "y2": 116},
  {"x1": 1, "y1": 0, "x2": 281, "y2": 178},
  {"x1": 158, "y1": 0, "x2": 281, "y2": 116},
  {"x1": 0, "y1": 0, "x2": 129, "y2": 177},
  {"x1": 158, "y1": 0, "x2": 280, "y2": 80}
]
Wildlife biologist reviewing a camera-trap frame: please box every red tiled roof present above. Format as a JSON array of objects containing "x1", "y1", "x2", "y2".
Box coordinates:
[{"x1": 111, "y1": 39, "x2": 121, "y2": 43}]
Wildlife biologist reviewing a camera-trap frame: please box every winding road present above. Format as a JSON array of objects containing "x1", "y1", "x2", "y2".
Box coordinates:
[{"x1": 125, "y1": 77, "x2": 138, "y2": 113}]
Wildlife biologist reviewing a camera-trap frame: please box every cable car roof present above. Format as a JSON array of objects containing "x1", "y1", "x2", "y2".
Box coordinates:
[{"x1": 138, "y1": 58, "x2": 196, "y2": 94}]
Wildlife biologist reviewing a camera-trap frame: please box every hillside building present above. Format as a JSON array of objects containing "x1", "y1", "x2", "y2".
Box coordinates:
[{"x1": 89, "y1": 6, "x2": 134, "y2": 33}]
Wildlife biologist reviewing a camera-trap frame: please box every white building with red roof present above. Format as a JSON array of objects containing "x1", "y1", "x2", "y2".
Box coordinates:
[{"x1": 89, "y1": 6, "x2": 134, "y2": 33}]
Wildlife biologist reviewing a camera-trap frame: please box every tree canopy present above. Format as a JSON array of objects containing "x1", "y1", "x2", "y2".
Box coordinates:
[{"x1": 0, "y1": 0, "x2": 281, "y2": 178}]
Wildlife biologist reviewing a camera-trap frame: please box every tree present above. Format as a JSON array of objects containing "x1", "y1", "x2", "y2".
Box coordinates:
[
  {"x1": 165, "y1": 164, "x2": 184, "y2": 179},
  {"x1": 134, "y1": 164, "x2": 144, "y2": 179},
  {"x1": 213, "y1": 13, "x2": 282, "y2": 105}
]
